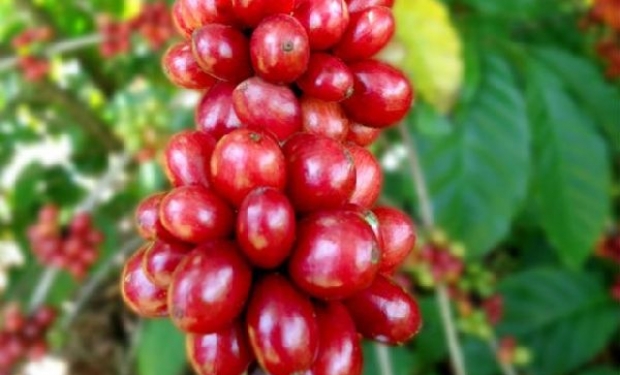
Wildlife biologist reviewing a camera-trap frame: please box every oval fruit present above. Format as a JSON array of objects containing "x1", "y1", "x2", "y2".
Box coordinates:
[{"x1": 121, "y1": 246, "x2": 168, "y2": 318}]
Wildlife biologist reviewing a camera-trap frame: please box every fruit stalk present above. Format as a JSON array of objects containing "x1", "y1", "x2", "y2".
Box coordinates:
[{"x1": 28, "y1": 267, "x2": 59, "y2": 313}]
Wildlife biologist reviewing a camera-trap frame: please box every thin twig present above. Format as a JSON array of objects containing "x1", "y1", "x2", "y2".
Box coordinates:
[
  {"x1": 28, "y1": 267, "x2": 59, "y2": 312},
  {"x1": 489, "y1": 334, "x2": 519, "y2": 375},
  {"x1": 375, "y1": 343, "x2": 395, "y2": 375}
]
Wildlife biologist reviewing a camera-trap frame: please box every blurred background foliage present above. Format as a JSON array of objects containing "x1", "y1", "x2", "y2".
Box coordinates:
[{"x1": 0, "y1": 0, "x2": 618, "y2": 375}]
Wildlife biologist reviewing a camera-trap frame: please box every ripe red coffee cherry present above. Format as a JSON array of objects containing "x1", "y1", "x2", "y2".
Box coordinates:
[
  {"x1": 210, "y1": 129, "x2": 287, "y2": 207},
  {"x1": 247, "y1": 274, "x2": 319, "y2": 375},
  {"x1": 293, "y1": 0, "x2": 350, "y2": 50},
  {"x1": 289, "y1": 210, "x2": 380, "y2": 299},
  {"x1": 162, "y1": 42, "x2": 217, "y2": 90},
  {"x1": 304, "y1": 302, "x2": 363, "y2": 375},
  {"x1": 300, "y1": 96, "x2": 349, "y2": 141},
  {"x1": 121, "y1": 246, "x2": 168, "y2": 318},
  {"x1": 168, "y1": 242, "x2": 252, "y2": 334},
  {"x1": 232, "y1": 77, "x2": 302, "y2": 141},
  {"x1": 250, "y1": 14, "x2": 310, "y2": 84},
  {"x1": 180, "y1": 0, "x2": 236, "y2": 29},
  {"x1": 236, "y1": 187, "x2": 296, "y2": 269},
  {"x1": 346, "y1": 143, "x2": 382, "y2": 208},
  {"x1": 344, "y1": 274, "x2": 421, "y2": 345},
  {"x1": 164, "y1": 130, "x2": 216, "y2": 188},
  {"x1": 346, "y1": 0, "x2": 394, "y2": 13},
  {"x1": 195, "y1": 82, "x2": 244, "y2": 140},
  {"x1": 373, "y1": 207, "x2": 416, "y2": 274},
  {"x1": 172, "y1": 1, "x2": 192, "y2": 39},
  {"x1": 343, "y1": 60, "x2": 413, "y2": 128},
  {"x1": 333, "y1": 6, "x2": 394, "y2": 62},
  {"x1": 346, "y1": 122, "x2": 381, "y2": 146},
  {"x1": 232, "y1": 0, "x2": 295, "y2": 28},
  {"x1": 283, "y1": 133, "x2": 356, "y2": 212},
  {"x1": 187, "y1": 321, "x2": 254, "y2": 375},
  {"x1": 296, "y1": 53, "x2": 354, "y2": 102},
  {"x1": 142, "y1": 240, "x2": 192, "y2": 287},
  {"x1": 159, "y1": 185, "x2": 234, "y2": 244},
  {"x1": 135, "y1": 192, "x2": 178, "y2": 242},
  {"x1": 192, "y1": 24, "x2": 252, "y2": 83}
]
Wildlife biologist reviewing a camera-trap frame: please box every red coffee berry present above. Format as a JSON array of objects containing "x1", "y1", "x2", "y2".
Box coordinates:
[
  {"x1": 135, "y1": 192, "x2": 176, "y2": 241},
  {"x1": 172, "y1": 1, "x2": 193, "y2": 39},
  {"x1": 294, "y1": 0, "x2": 350, "y2": 50},
  {"x1": 195, "y1": 82, "x2": 244, "y2": 140},
  {"x1": 346, "y1": 0, "x2": 394, "y2": 13},
  {"x1": 232, "y1": 0, "x2": 295, "y2": 28},
  {"x1": 121, "y1": 246, "x2": 168, "y2": 318},
  {"x1": 142, "y1": 240, "x2": 192, "y2": 287},
  {"x1": 373, "y1": 207, "x2": 416, "y2": 274},
  {"x1": 162, "y1": 42, "x2": 218, "y2": 90},
  {"x1": 333, "y1": 6, "x2": 394, "y2": 62},
  {"x1": 347, "y1": 143, "x2": 382, "y2": 208},
  {"x1": 192, "y1": 24, "x2": 252, "y2": 82},
  {"x1": 180, "y1": 0, "x2": 236, "y2": 29},
  {"x1": 164, "y1": 130, "x2": 216, "y2": 188},
  {"x1": 346, "y1": 121, "x2": 381, "y2": 146},
  {"x1": 300, "y1": 96, "x2": 349, "y2": 141},
  {"x1": 296, "y1": 53, "x2": 355, "y2": 102}
]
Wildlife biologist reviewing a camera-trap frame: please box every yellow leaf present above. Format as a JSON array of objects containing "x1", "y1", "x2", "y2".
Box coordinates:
[{"x1": 393, "y1": 0, "x2": 463, "y2": 113}]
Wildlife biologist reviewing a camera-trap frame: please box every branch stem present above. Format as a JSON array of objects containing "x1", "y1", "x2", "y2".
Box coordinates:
[
  {"x1": 375, "y1": 343, "x2": 395, "y2": 375},
  {"x1": 28, "y1": 267, "x2": 59, "y2": 312}
]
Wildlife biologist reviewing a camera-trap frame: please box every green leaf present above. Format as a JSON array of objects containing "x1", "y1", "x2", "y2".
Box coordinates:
[
  {"x1": 526, "y1": 57, "x2": 611, "y2": 267},
  {"x1": 363, "y1": 342, "x2": 416, "y2": 375},
  {"x1": 498, "y1": 268, "x2": 620, "y2": 375},
  {"x1": 137, "y1": 320, "x2": 187, "y2": 375},
  {"x1": 412, "y1": 297, "x2": 447, "y2": 365},
  {"x1": 462, "y1": 337, "x2": 499, "y2": 375},
  {"x1": 578, "y1": 366, "x2": 620, "y2": 375},
  {"x1": 416, "y1": 53, "x2": 530, "y2": 256}
]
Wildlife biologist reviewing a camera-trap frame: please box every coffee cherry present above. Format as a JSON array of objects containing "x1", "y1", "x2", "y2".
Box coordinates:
[
  {"x1": 172, "y1": 1, "x2": 192, "y2": 39},
  {"x1": 192, "y1": 24, "x2": 252, "y2": 82},
  {"x1": 347, "y1": 143, "x2": 382, "y2": 208},
  {"x1": 346, "y1": 122, "x2": 381, "y2": 146},
  {"x1": 247, "y1": 274, "x2": 319, "y2": 375},
  {"x1": 162, "y1": 42, "x2": 218, "y2": 90},
  {"x1": 250, "y1": 14, "x2": 310, "y2": 84},
  {"x1": 373, "y1": 207, "x2": 416, "y2": 274},
  {"x1": 283, "y1": 133, "x2": 356, "y2": 212},
  {"x1": 164, "y1": 130, "x2": 216, "y2": 188},
  {"x1": 135, "y1": 193, "x2": 168, "y2": 240},
  {"x1": 343, "y1": 60, "x2": 413, "y2": 128},
  {"x1": 333, "y1": 6, "x2": 394, "y2": 62},
  {"x1": 168, "y1": 241, "x2": 252, "y2": 333},
  {"x1": 289, "y1": 210, "x2": 380, "y2": 299},
  {"x1": 300, "y1": 96, "x2": 349, "y2": 141},
  {"x1": 187, "y1": 322, "x2": 254, "y2": 375},
  {"x1": 346, "y1": 0, "x2": 394, "y2": 13},
  {"x1": 160, "y1": 185, "x2": 234, "y2": 244},
  {"x1": 142, "y1": 240, "x2": 192, "y2": 287},
  {"x1": 344, "y1": 274, "x2": 422, "y2": 345},
  {"x1": 195, "y1": 82, "x2": 244, "y2": 140},
  {"x1": 236, "y1": 188, "x2": 296, "y2": 269},
  {"x1": 121, "y1": 246, "x2": 168, "y2": 318},
  {"x1": 232, "y1": 0, "x2": 295, "y2": 28},
  {"x1": 296, "y1": 53, "x2": 354, "y2": 102},
  {"x1": 232, "y1": 77, "x2": 302, "y2": 141},
  {"x1": 294, "y1": 0, "x2": 350, "y2": 50},
  {"x1": 180, "y1": 0, "x2": 236, "y2": 29}
]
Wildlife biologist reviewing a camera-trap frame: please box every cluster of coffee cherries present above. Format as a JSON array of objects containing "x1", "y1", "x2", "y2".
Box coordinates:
[
  {"x1": 0, "y1": 303, "x2": 56, "y2": 375},
  {"x1": 580, "y1": 0, "x2": 620, "y2": 79},
  {"x1": 27, "y1": 205, "x2": 103, "y2": 280},
  {"x1": 122, "y1": 0, "x2": 422, "y2": 374},
  {"x1": 98, "y1": 1, "x2": 175, "y2": 58},
  {"x1": 11, "y1": 26, "x2": 53, "y2": 82}
]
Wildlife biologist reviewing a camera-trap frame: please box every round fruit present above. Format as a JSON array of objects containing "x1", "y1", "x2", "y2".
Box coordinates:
[
  {"x1": 186, "y1": 322, "x2": 254, "y2": 375},
  {"x1": 333, "y1": 6, "x2": 394, "y2": 62},
  {"x1": 121, "y1": 246, "x2": 168, "y2": 318},
  {"x1": 344, "y1": 274, "x2": 422, "y2": 345},
  {"x1": 232, "y1": 0, "x2": 295, "y2": 28},
  {"x1": 232, "y1": 77, "x2": 302, "y2": 141},
  {"x1": 346, "y1": 122, "x2": 381, "y2": 146},
  {"x1": 373, "y1": 207, "x2": 416, "y2": 274},
  {"x1": 236, "y1": 187, "x2": 296, "y2": 269},
  {"x1": 342, "y1": 60, "x2": 413, "y2": 128},
  {"x1": 294, "y1": 0, "x2": 350, "y2": 50},
  {"x1": 172, "y1": 1, "x2": 192, "y2": 39},
  {"x1": 210, "y1": 129, "x2": 287, "y2": 206},
  {"x1": 162, "y1": 42, "x2": 217, "y2": 90},
  {"x1": 164, "y1": 130, "x2": 216, "y2": 188},
  {"x1": 283, "y1": 133, "x2": 356, "y2": 212},
  {"x1": 289, "y1": 210, "x2": 380, "y2": 299},
  {"x1": 250, "y1": 14, "x2": 310, "y2": 84},
  {"x1": 247, "y1": 274, "x2": 318, "y2": 375},
  {"x1": 142, "y1": 240, "x2": 192, "y2": 287},
  {"x1": 195, "y1": 82, "x2": 244, "y2": 140},
  {"x1": 342, "y1": 203, "x2": 383, "y2": 247},
  {"x1": 159, "y1": 185, "x2": 234, "y2": 244},
  {"x1": 180, "y1": 0, "x2": 236, "y2": 29},
  {"x1": 300, "y1": 96, "x2": 349, "y2": 141},
  {"x1": 192, "y1": 24, "x2": 252, "y2": 82},
  {"x1": 346, "y1": 143, "x2": 382, "y2": 208},
  {"x1": 346, "y1": 0, "x2": 394, "y2": 13},
  {"x1": 296, "y1": 53, "x2": 354, "y2": 102},
  {"x1": 135, "y1": 192, "x2": 178, "y2": 242},
  {"x1": 168, "y1": 242, "x2": 252, "y2": 334}
]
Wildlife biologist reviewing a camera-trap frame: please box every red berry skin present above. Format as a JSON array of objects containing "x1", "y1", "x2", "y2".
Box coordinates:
[
  {"x1": 342, "y1": 60, "x2": 413, "y2": 128},
  {"x1": 250, "y1": 15, "x2": 310, "y2": 84},
  {"x1": 135, "y1": 193, "x2": 179, "y2": 243},
  {"x1": 342, "y1": 203, "x2": 383, "y2": 248},
  {"x1": 121, "y1": 246, "x2": 168, "y2": 318},
  {"x1": 346, "y1": 143, "x2": 382, "y2": 208},
  {"x1": 333, "y1": 6, "x2": 394, "y2": 62},
  {"x1": 143, "y1": 240, "x2": 192, "y2": 287},
  {"x1": 164, "y1": 130, "x2": 216, "y2": 188},
  {"x1": 159, "y1": 186, "x2": 234, "y2": 244},
  {"x1": 172, "y1": 1, "x2": 193, "y2": 39},
  {"x1": 236, "y1": 187, "x2": 296, "y2": 268},
  {"x1": 346, "y1": 0, "x2": 394, "y2": 13},
  {"x1": 296, "y1": 53, "x2": 354, "y2": 102},
  {"x1": 283, "y1": 133, "x2": 356, "y2": 212},
  {"x1": 180, "y1": 0, "x2": 237, "y2": 29},
  {"x1": 344, "y1": 274, "x2": 422, "y2": 345},
  {"x1": 373, "y1": 207, "x2": 416, "y2": 274},
  {"x1": 303, "y1": 302, "x2": 363, "y2": 375},
  {"x1": 169, "y1": 241, "x2": 252, "y2": 334},
  {"x1": 346, "y1": 122, "x2": 381, "y2": 146},
  {"x1": 32, "y1": 306, "x2": 57, "y2": 329},
  {"x1": 300, "y1": 96, "x2": 349, "y2": 141},
  {"x1": 192, "y1": 24, "x2": 252, "y2": 83},
  {"x1": 195, "y1": 82, "x2": 244, "y2": 140},
  {"x1": 232, "y1": 77, "x2": 302, "y2": 141},
  {"x1": 210, "y1": 129, "x2": 287, "y2": 207},
  {"x1": 293, "y1": 0, "x2": 349, "y2": 50},
  {"x1": 247, "y1": 274, "x2": 319, "y2": 375},
  {"x1": 232, "y1": 0, "x2": 295, "y2": 28},
  {"x1": 289, "y1": 210, "x2": 380, "y2": 299},
  {"x1": 163, "y1": 42, "x2": 218, "y2": 90},
  {"x1": 186, "y1": 321, "x2": 254, "y2": 375}
]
